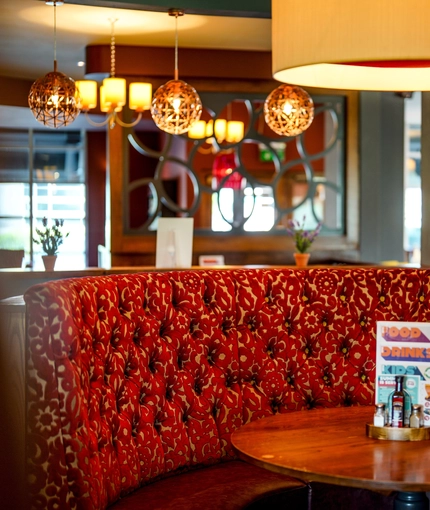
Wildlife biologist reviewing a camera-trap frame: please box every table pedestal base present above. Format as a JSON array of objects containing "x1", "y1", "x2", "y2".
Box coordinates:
[{"x1": 394, "y1": 492, "x2": 429, "y2": 510}]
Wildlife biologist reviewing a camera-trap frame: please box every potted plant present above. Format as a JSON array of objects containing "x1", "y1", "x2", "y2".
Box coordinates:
[
  {"x1": 286, "y1": 216, "x2": 321, "y2": 267},
  {"x1": 33, "y1": 217, "x2": 69, "y2": 271}
]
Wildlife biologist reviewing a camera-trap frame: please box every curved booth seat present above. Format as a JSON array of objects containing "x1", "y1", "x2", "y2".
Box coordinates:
[{"x1": 24, "y1": 267, "x2": 428, "y2": 509}]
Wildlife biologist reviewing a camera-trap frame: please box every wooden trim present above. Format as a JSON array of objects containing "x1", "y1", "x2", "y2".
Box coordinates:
[
  {"x1": 0, "y1": 76, "x2": 34, "y2": 108},
  {"x1": 86, "y1": 45, "x2": 273, "y2": 81}
]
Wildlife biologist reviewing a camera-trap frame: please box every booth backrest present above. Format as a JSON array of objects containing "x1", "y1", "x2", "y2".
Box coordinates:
[
  {"x1": 24, "y1": 267, "x2": 430, "y2": 509},
  {"x1": 0, "y1": 248, "x2": 24, "y2": 268}
]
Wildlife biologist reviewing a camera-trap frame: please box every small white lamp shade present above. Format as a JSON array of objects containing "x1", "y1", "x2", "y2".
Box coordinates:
[
  {"x1": 214, "y1": 119, "x2": 227, "y2": 142},
  {"x1": 99, "y1": 85, "x2": 109, "y2": 113},
  {"x1": 129, "y1": 82, "x2": 152, "y2": 111},
  {"x1": 188, "y1": 120, "x2": 207, "y2": 139},
  {"x1": 102, "y1": 77, "x2": 126, "y2": 110},
  {"x1": 205, "y1": 120, "x2": 214, "y2": 138},
  {"x1": 226, "y1": 121, "x2": 244, "y2": 143},
  {"x1": 75, "y1": 80, "x2": 97, "y2": 110}
]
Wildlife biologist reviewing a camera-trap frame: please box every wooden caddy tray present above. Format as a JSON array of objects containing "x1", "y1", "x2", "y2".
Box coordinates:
[{"x1": 366, "y1": 423, "x2": 430, "y2": 441}]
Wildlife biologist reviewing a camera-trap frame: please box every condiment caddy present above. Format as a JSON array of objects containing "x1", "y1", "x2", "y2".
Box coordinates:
[{"x1": 366, "y1": 375, "x2": 430, "y2": 441}]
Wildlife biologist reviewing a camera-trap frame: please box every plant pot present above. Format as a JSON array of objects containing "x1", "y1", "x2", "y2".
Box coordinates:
[
  {"x1": 294, "y1": 252, "x2": 310, "y2": 268},
  {"x1": 42, "y1": 255, "x2": 57, "y2": 271}
]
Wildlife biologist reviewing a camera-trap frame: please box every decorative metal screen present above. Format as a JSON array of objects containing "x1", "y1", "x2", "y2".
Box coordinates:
[{"x1": 125, "y1": 92, "x2": 345, "y2": 236}]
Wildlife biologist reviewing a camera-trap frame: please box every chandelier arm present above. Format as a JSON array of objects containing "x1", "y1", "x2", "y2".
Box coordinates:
[
  {"x1": 196, "y1": 145, "x2": 216, "y2": 155},
  {"x1": 83, "y1": 112, "x2": 111, "y2": 127},
  {"x1": 115, "y1": 112, "x2": 143, "y2": 128}
]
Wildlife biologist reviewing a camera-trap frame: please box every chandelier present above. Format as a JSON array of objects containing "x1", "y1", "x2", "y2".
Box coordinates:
[
  {"x1": 28, "y1": 1, "x2": 80, "y2": 129},
  {"x1": 188, "y1": 100, "x2": 244, "y2": 154},
  {"x1": 264, "y1": 84, "x2": 314, "y2": 137},
  {"x1": 75, "y1": 19, "x2": 152, "y2": 129},
  {"x1": 188, "y1": 118, "x2": 244, "y2": 146},
  {"x1": 150, "y1": 9, "x2": 202, "y2": 135}
]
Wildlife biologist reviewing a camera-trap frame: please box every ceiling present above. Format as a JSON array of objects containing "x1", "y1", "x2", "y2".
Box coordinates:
[
  {"x1": 0, "y1": 0, "x2": 271, "y2": 82},
  {"x1": 0, "y1": 0, "x2": 271, "y2": 129},
  {"x1": 0, "y1": 1, "x2": 422, "y2": 131}
]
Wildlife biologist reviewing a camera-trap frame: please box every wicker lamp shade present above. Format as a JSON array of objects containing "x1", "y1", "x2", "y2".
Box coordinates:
[
  {"x1": 151, "y1": 79, "x2": 202, "y2": 135},
  {"x1": 28, "y1": 69, "x2": 80, "y2": 129},
  {"x1": 28, "y1": 1, "x2": 80, "y2": 129},
  {"x1": 264, "y1": 84, "x2": 314, "y2": 137}
]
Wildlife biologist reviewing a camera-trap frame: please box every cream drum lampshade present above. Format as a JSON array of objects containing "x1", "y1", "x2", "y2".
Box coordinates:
[{"x1": 272, "y1": 0, "x2": 430, "y2": 91}]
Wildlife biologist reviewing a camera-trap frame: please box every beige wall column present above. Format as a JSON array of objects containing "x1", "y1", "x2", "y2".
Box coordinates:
[{"x1": 421, "y1": 93, "x2": 430, "y2": 266}]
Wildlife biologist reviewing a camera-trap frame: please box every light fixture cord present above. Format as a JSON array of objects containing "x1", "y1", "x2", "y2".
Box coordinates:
[
  {"x1": 53, "y1": 1, "x2": 57, "y2": 72},
  {"x1": 174, "y1": 13, "x2": 179, "y2": 80},
  {"x1": 109, "y1": 18, "x2": 118, "y2": 77}
]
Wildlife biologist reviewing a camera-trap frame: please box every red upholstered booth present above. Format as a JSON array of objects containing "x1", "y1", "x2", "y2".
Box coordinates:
[{"x1": 25, "y1": 267, "x2": 426, "y2": 509}]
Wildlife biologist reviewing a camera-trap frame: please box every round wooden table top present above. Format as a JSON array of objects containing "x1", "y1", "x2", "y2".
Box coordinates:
[{"x1": 231, "y1": 406, "x2": 430, "y2": 492}]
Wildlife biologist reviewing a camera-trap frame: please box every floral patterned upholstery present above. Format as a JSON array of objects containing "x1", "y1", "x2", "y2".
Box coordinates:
[{"x1": 25, "y1": 267, "x2": 430, "y2": 509}]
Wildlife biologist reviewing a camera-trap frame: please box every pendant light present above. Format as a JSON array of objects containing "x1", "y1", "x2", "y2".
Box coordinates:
[
  {"x1": 76, "y1": 19, "x2": 152, "y2": 129},
  {"x1": 151, "y1": 8, "x2": 202, "y2": 135},
  {"x1": 28, "y1": 1, "x2": 80, "y2": 129},
  {"x1": 264, "y1": 84, "x2": 314, "y2": 137},
  {"x1": 271, "y1": 0, "x2": 430, "y2": 91}
]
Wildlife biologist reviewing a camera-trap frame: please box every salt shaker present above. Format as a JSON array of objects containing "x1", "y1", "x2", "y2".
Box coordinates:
[
  {"x1": 374, "y1": 403, "x2": 386, "y2": 426},
  {"x1": 410, "y1": 404, "x2": 424, "y2": 428}
]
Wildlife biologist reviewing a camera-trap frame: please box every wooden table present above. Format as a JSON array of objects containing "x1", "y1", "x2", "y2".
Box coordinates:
[{"x1": 231, "y1": 406, "x2": 430, "y2": 510}]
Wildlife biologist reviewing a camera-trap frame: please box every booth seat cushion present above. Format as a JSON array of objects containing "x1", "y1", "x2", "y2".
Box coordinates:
[{"x1": 110, "y1": 460, "x2": 308, "y2": 510}]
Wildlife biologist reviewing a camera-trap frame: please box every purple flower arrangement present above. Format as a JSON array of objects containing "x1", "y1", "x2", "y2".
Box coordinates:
[
  {"x1": 286, "y1": 216, "x2": 321, "y2": 253},
  {"x1": 33, "y1": 217, "x2": 69, "y2": 256}
]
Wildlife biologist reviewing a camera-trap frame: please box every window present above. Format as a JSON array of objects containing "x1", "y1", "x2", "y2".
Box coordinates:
[{"x1": 0, "y1": 129, "x2": 86, "y2": 269}]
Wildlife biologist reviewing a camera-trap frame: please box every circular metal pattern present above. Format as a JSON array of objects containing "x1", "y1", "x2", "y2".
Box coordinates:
[
  {"x1": 151, "y1": 79, "x2": 202, "y2": 135},
  {"x1": 129, "y1": 95, "x2": 344, "y2": 234},
  {"x1": 28, "y1": 71, "x2": 80, "y2": 129},
  {"x1": 264, "y1": 84, "x2": 314, "y2": 137}
]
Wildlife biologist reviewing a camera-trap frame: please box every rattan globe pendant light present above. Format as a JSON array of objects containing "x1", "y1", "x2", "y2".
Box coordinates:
[
  {"x1": 28, "y1": 1, "x2": 80, "y2": 129},
  {"x1": 264, "y1": 84, "x2": 314, "y2": 137},
  {"x1": 151, "y1": 8, "x2": 202, "y2": 135}
]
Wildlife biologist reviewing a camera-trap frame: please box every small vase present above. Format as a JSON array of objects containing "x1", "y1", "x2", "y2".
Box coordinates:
[
  {"x1": 42, "y1": 255, "x2": 57, "y2": 271},
  {"x1": 294, "y1": 252, "x2": 310, "y2": 268}
]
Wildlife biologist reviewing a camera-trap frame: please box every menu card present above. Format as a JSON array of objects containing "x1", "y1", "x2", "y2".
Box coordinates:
[
  {"x1": 376, "y1": 321, "x2": 430, "y2": 426},
  {"x1": 155, "y1": 217, "x2": 194, "y2": 268}
]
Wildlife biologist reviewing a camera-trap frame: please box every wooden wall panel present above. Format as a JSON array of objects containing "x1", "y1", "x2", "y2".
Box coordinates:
[{"x1": 87, "y1": 131, "x2": 107, "y2": 266}]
